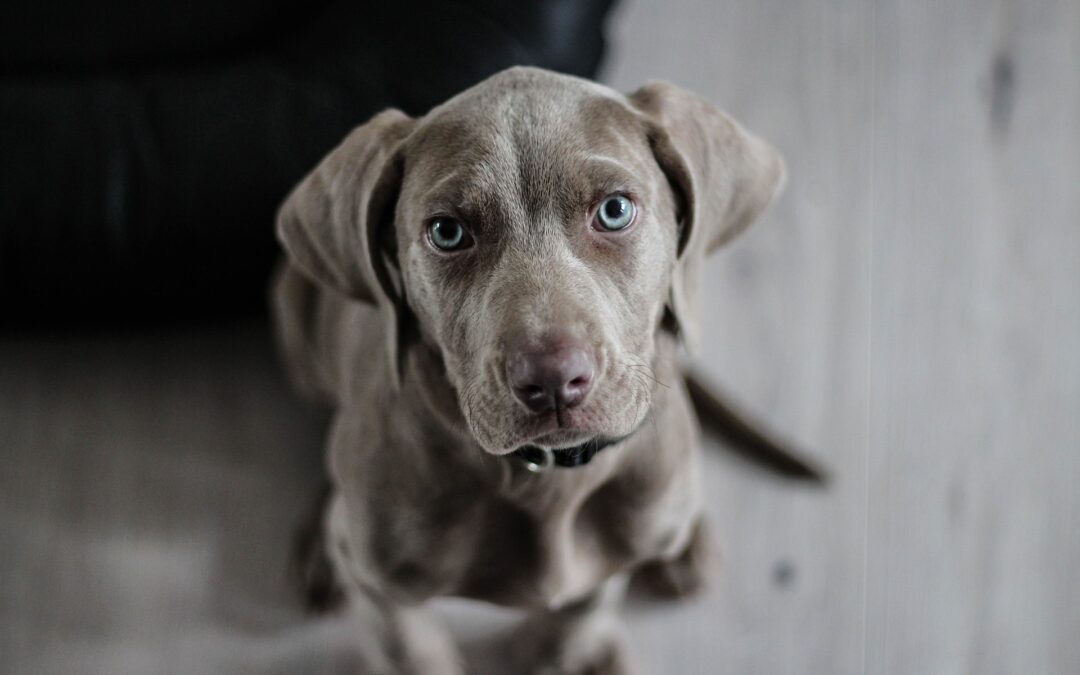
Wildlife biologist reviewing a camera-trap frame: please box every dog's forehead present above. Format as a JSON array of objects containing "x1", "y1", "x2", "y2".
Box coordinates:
[
  {"x1": 413, "y1": 67, "x2": 633, "y2": 144},
  {"x1": 401, "y1": 69, "x2": 648, "y2": 217}
]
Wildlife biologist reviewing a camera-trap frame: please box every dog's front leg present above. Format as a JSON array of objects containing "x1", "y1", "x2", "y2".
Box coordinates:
[
  {"x1": 345, "y1": 589, "x2": 462, "y2": 675},
  {"x1": 511, "y1": 575, "x2": 634, "y2": 675},
  {"x1": 324, "y1": 494, "x2": 463, "y2": 675},
  {"x1": 629, "y1": 514, "x2": 712, "y2": 600}
]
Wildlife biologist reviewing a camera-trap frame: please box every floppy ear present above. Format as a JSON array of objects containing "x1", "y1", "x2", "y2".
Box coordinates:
[
  {"x1": 275, "y1": 108, "x2": 415, "y2": 383},
  {"x1": 628, "y1": 82, "x2": 786, "y2": 352}
]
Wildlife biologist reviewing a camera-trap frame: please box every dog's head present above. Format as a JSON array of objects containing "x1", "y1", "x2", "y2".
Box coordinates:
[{"x1": 277, "y1": 67, "x2": 784, "y2": 455}]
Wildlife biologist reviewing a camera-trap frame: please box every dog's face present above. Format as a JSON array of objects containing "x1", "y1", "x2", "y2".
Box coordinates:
[
  {"x1": 395, "y1": 79, "x2": 676, "y2": 453},
  {"x1": 277, "y1": 67, "x2": 784, "y2": 455}
]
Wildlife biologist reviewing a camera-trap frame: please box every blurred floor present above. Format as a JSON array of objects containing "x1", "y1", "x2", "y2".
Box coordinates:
[{"x1": 3, "y1": 1, "x2": 1079, "y2": 673}]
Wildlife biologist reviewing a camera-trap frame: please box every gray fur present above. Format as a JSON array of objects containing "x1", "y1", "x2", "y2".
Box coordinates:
[{"x1": 272, "y1": 66, "x2": 784, "y2": 674}]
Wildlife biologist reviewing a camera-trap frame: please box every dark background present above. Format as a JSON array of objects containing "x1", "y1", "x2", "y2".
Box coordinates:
[{"x1": 0, "y1": 0, "x2": 612, "y2": 326}]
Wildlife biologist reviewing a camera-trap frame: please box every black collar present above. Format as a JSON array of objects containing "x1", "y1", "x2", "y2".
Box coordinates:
[{"x1": 511, "y1": 434, "x2": 626, "y2": 471}]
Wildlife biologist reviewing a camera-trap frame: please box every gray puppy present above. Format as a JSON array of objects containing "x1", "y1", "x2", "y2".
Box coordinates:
[{"x1": 272, "y1": 66, "x2": 785, "y2": 674}]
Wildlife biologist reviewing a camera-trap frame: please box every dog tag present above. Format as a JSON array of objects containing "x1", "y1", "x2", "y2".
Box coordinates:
[{"x1": 514, "y1": 445, "x2": 553, "y2": 472}]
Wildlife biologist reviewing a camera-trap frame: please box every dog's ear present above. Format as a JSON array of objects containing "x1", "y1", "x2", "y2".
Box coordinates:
[
  {"x1": 276, "y1": 109, "x2": 413, "y2": 303},
  {"x1": 628, "y1": 82, "x2": 785, "y2": 351},
  {"x1": 276, "y1": 109, "x2": 415, "y2": 384}
]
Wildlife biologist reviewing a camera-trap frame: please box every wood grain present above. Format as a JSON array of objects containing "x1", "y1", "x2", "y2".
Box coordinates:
[{"x1": 607, "y1": 0, "x2": 1079, "y2": 673}]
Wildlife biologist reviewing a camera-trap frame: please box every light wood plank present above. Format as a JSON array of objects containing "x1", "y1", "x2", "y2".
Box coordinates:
[
  {"x1": 607, "y1": 0, "x2": 1080, "y2": 673},
  {"x1": 866, "y1": 1, "x2": 1080, "y2": 673},
  {"x1": 607, "y1": 1, "x2": 874, "y2": 673}
]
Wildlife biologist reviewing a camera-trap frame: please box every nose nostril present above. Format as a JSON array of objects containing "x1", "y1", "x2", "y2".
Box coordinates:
[{"x1": 506, "y1": 342, "x2": 597, "y2": 413}]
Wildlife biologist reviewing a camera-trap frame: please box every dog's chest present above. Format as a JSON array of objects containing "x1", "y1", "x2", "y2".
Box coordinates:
[{"x1": 369, "y1": 452, "x2": 698, "y2": 609}]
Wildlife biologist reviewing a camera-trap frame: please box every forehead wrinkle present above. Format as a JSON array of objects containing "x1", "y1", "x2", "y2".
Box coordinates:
[
  {"x1": 412, "y1": 125, "x2": 526, "y2": 231},
  {"x1": 508, "y1": 103, "x2": 647, "y2": 203},
  {"x1": 580, "y1": 154, "x2": 630, "y2": 171},
  {"x1": 417, "y1": 83, "x2": 645, "y2": 243},
  {"x1": 423, "y1": 169, "x2": 471, "y2": 205},
  {"x1": 508, "y1": 120, "x2": 557, "y2": 227},
  {"x1": 577, "y1": 157, "x2": 641, "y2": 193}
]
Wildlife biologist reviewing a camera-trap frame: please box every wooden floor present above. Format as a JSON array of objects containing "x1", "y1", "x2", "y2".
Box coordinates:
[
  {"x1": 2, "y1": 1, "x2": 1077, "y2": 673},
  {"x1": 606, "y1": 0, "x2": 1080, "y2": 672}
]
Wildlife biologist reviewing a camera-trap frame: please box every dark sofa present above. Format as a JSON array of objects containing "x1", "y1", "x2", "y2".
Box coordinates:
[{"x1": 0, "y1": 0, "x2": 614, "y2": 326}]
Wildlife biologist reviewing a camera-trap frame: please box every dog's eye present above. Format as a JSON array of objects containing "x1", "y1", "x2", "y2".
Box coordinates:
[
  {"x1": 428, "y1": 217, "x2": 472, "y2": 251},
  {"x1": 595, "y1": 194, "x2": 636, "y2": 231}
]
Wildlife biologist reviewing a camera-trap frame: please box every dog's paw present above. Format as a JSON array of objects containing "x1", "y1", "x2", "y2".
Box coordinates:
[
  {"x1": 629, "y1": 518, "x2": 712, "y2": 600},
  {"x1": 296, "y1": 533, "x2": 346, "y2": 612},
  {"x1": 291, "y1": 485, "x2": 346, "y2": 613},
  {"x1": 520, "y1": 635, "x2": 634, "y2": 675},
  {"x1": 533, "y1": 645, "x2": 633, "y2": 675},
  {"x1": 511, "y1": 610, "x2": 635, "y2": 675}
]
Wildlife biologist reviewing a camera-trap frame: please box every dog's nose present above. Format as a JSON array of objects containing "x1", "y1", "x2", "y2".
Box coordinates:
[{"x1": 506, "y1": 341, "x2": 596, "y2": 413}]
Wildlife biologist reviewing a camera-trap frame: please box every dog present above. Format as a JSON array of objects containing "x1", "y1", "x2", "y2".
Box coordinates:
[{"x1": 272, "y1": 66, "x2": 788, "y2": 674}]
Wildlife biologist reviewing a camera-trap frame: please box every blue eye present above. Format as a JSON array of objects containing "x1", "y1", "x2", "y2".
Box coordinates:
[
  {"x1": 428, "y1": 217, "x2": 472, "y2": 251},
  {"x1": 595, "y1": 194, "x2": 636, "y2": 231}
]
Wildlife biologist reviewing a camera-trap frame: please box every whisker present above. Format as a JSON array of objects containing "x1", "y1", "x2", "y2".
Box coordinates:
[{"x1": 625, "y1": 363, "x2": 670, "y2": 389}]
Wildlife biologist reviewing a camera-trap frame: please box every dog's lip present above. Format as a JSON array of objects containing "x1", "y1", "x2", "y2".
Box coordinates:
[
  {"x1": 527, "y1": 428, "x2": 595, "y2": 450},
  {"x1": 480, "y1": 406, "x2": 652, "y2": 456},
  {"x1": 479, "y1": 427, "x2": 594, "y2": 456},
  {"x1": 517, "y1": 412, "x2": 650, "y2": 454},
  {"x1": 509, "y1": 419, "x2": 647, "y2": 469}
]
